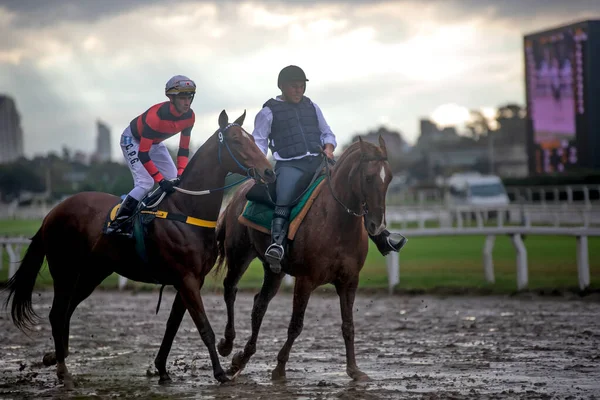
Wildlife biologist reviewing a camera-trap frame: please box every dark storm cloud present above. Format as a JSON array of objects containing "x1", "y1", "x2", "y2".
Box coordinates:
[
  {"x1": 2, "y1": 0, "x2": 599, "y2": 156},
  {"x1": 3, "y1": 0, "x2": 599, "y2": 27}
]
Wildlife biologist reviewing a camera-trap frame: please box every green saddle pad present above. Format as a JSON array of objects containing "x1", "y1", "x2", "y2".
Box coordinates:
[{"x1": 242, "y1": 176, "x2": 325, "y2": 231}]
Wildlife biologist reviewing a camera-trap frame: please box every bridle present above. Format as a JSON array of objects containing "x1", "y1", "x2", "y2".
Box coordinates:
[
  {"x1": 217, "y1": 123, "x2": 260, "y2": 181},
  {"x1": 324, "y1": 152, "x2": 388, "y2": 217},
  {"x1": 165, "y1": 123, "x2": 264, "y2": 198}
]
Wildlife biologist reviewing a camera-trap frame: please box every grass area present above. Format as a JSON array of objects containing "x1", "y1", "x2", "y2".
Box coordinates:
[
  {"x1": 0, "y1": 219, "x2": 43, "y2": 237},
  {"x1": 1, "y1": 219, "x2": 598, "y2": 293}
]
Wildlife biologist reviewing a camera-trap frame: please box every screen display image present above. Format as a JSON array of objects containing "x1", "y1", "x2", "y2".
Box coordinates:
[{"x1": 525, "y1": 25, "x2": 587, "y2": 173}]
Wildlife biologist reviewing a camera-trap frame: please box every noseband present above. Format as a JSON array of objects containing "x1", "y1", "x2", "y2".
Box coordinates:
[{"x1": 326, "y1": 153, "x2": 387, "y2": 217}]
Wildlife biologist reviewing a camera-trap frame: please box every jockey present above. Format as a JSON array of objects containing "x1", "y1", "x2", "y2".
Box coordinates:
[
  {"x1": 252, "y1": 65, "x2": 406, "y2": 268},
  {"x1": 106, "y1": 75, "x2": 196, "y2": 235}
]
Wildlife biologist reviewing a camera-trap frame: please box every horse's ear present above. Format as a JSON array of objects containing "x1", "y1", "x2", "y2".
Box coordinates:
[
  {"x1": 358, "y1": 136, "x2": 366, "y2": 154},
  {"x1": 234, "y1": 109, "x2": 246, "y2": 126},
  {"x1": 378, "y1": 135, "x2": 387, "y2": 158},
  {"x1": 218, "y1": 110, "x2": 229, "y2": 129}
]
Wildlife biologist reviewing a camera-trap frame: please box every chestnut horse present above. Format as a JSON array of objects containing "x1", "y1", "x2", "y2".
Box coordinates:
[
  {"x1": 3, "y1": 111, "x2": 275, "y2": 387},
  {"x1": 215, "y1": 137, "x2": 391, "y2": 381}
]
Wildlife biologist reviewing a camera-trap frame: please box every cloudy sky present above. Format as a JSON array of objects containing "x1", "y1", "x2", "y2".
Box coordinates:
[{"x1": 1, "y1": 0, "x2": 599, "y2": 159}]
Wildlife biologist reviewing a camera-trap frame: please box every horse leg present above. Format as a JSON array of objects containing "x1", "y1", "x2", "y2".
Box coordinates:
[
  {"x1": 153, "y1": 292, "x2": 185, "y2": 383},
  {"x1": 335, "y1": 279, "x2": 369, "y2": 381},
  {"x1": 45, "y1": 268, "x2": 110, "y2": 389},
  {"x1": 178, "y1": 278, "x2": 229, "y2": 383},
  {"x1": 218, "y1": 254, "x2": 256, "y2": 357},
  {"x1": 229, "y1": 264, "x2": 284, "y2": 375},
  {"x1": 271, "y1": 278, "x2": 313, "y2": 381}
]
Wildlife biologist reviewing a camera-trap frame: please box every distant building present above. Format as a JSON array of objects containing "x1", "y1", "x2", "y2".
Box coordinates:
[
  {"x1": 413, "y1": 116, "x2": 528, "y2": 179},
  {"x1": 349, "y1": 126, "x2": 409, "y2": 153},
  {"x1": 73, "y1": 150, "x2": 88, "y2": 165},
  {"x1": 419, "y1": 119, "x2": 439, "y2": 137},
  {"x1": 95, "y1": 120, "x2": 111, "y2": 162},
  {"x1": 417, "y1": 118, "x2": 462, "y2": 148},
  {"x1": 0, "y1": 95, "x2": 24, "y2": 164}
]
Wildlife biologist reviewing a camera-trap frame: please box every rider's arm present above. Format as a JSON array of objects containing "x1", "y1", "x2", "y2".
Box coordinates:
[
  {"x1": 176, "y1": 126, "x2": 192, "y2": 177},
  {"x1": 313, "y1": 103, "x2": 337, "y2": 150},
  {"x1": 138, "y1": 135, "x2": 164, "y2": 183},
  {"x1": 251, "y1": 107, "x2": 272, "y2": 156}
]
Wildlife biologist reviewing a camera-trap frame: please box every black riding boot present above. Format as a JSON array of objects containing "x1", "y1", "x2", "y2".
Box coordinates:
[
  {"x1": 369, "y1": 229, "x2": 407, "y2": 256},
  {"x1": 106, "y1": 195, "x2": 139, "y2": 237},
  {"x1": 265, "y1": 207, "x2": 290, "y2": 273}
]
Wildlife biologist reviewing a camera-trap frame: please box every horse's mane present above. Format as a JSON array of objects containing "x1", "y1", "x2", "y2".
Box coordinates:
[
  {"x1": 180, "y1": 129, "x2": 219, "y2": 180},
  {"x1": 334, "y1": 139, "x2": 385, "y2": 171}
]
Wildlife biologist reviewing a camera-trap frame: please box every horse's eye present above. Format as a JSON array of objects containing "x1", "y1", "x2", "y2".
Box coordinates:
[{"x1": 366, "y1": 176, "x2": 373, "y2": 184}]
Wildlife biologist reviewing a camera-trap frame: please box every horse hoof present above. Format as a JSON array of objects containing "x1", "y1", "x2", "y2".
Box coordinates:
[
  {"x1": 218, "y1": 338, "x2": 233, "y2": 357},
  {"x1": 58, "y1": 365, "x2": 74, "y2": 389},
  {"x1": 231, "y1": 351, "x2": 245, "y2": 371},
  {"x1": 348, "y1": 368, "x2": 371, "y2": 382},
  {"x1": 215, "y1": 371, "x2": 231, "y2": 384},
  {"x1": 271, "y1": 365, "x2": 286, "y2": 381},
  {"x1": 158, "y1": 373, "x2": 172, "y2": 384},
  {"x1": 42, "y1": 352, "x2": 57, "y2": 366},
  {"x1": 63, "y1": 378, "x2": 75, "y2": 391}
]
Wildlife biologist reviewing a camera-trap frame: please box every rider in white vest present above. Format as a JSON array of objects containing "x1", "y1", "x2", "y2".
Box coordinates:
[{"x1": 252, "y1": 66, "x2": 406, "y2": 269}]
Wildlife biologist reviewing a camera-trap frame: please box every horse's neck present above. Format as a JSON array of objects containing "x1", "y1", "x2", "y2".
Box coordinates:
[
  {"x1": 166, "y1": 136, "x2": 227, "y2": 220},
  {"x1": 326, "y1": 157, "x2": 364, "y2": 225}
]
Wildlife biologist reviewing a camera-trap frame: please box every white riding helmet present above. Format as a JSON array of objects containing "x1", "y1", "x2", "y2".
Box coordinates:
[{"x1": 165, "y1": 75, "x2": 196, "y2": 96}]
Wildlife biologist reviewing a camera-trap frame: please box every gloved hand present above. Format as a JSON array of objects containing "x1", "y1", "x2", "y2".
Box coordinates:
[
  {"x1": 159, "y1": 179, "x2": 177, "y2": 194},
  {"x1": 173, "y1": 176, "x2": 181, "y2": 186}
]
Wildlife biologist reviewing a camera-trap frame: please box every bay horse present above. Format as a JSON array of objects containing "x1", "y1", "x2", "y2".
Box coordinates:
[
  {"x1": 2, "y1": 110, "x2": 275, "y2": 388},
  {"x1": 215, "y1": 137, "x2": 391, "y2": 381}
]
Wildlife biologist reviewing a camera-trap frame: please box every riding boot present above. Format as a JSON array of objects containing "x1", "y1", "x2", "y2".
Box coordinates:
[
  {"x1": 265, "y1": 207, "x2": 290, "y2": 273},
  {"x1": 106, "y1": 195, "x2": 139, "y2": 237},
  {"x1": 369, "y1": 229, "x2": 407, "y2": 256}
]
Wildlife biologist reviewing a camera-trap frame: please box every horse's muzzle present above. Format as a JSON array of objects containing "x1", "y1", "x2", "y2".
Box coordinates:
[
  {"x1": 365, "y1": 217, "x2": 386, "y2": 236},
  {"x1": 249, "y1": 167, "x2": 276, "y2": 184},
  {"x1": 262, "y1": 168, "x2": 276, "y2": 183}
]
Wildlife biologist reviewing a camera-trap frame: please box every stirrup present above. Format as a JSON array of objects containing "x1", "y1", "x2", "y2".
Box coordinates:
[
  {"x1": 386, "y1": 233, "x2": 407, "y2": 252},
  {"x1": 265, "y1": 243, "x2": 284, "y2": 273},
  {"x1": 106, "y1": 217, "x2": 133, "y2": 238}
]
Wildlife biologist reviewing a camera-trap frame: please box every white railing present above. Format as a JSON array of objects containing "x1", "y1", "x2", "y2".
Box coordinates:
[
  {"x1": 386, "y1": 184, "x2": 600, "y2": 208},
  {"x1": 386, "y1": 204, "x2": 600, "y2": 229},
  {"x1": 507, "y1": 184, "x2": 600, "y2": 206},
  {"x1": 3, "y1": 204, "x2": 598, "y2": 293},
  {"x1": 385, "y1": 226, "x2": 599, "y2": 294},
  {"x1": 0, "y1": 237, "x2": 30, "y2": 282}
]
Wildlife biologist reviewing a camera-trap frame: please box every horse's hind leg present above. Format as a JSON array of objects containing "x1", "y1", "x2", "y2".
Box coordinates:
[
  {"x1": 154, "y1": 292, "x2": 185, "y2": 383},
  {"x1": 335, "y1": 278, "x2": 369, "y2": 381},
  {"x1": 218, "y1": 252, "x2": 257, "y2": 357},
  {"x1": 271, "y1": 277, "x2": 313, "y2": 381},
  {"x1": 44, "y1": 267, "x2": 110, "y2": 388},
  {"x1": 229, "y1": 264, "x2": 284, "y2": 375}
]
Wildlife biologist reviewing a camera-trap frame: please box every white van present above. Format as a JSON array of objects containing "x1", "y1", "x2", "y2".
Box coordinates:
[{"x1": 446, "y1": 173, "x2": 510, "y2": 207}]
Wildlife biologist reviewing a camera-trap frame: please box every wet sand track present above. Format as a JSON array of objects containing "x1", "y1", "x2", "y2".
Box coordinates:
[{"x1": 1, "y1": 290, "x2": 599, "y2": 399}]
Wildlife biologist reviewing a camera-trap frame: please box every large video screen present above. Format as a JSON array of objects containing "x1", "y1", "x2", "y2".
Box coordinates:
[{"x1": 525, "y1": 25, "x2": 588, "y2": 173}]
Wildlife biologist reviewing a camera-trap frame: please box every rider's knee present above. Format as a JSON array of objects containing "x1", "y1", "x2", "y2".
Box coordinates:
[{"x1": 137, "y1": 177, "x2": 155, "y2": 193}]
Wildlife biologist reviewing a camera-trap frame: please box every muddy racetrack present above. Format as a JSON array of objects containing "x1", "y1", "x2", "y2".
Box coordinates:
[{"x1": 1, "y1": 289, "x2": 599, "y2": 399}]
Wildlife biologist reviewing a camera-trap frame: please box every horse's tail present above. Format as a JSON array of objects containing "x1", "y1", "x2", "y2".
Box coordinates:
[
  {"x1": 3, "y1": 228, "x2": 46, "y2": 332},
  {"x1": 214, "y1": 211, "x2": 227, "y2": 275}
]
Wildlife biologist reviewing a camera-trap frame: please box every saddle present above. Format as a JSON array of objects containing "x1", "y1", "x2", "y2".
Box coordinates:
[
  {"x1": 238, "y1": 175, "x2": 326, "y2": 240},
  {"x1": 103, "y1": 189, "x2": 217, "y2": 263},
  {"x1": 103, "y1": 193, "x2": 161, "y2": 263}
]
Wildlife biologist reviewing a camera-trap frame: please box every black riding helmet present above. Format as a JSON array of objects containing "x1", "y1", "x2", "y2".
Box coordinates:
[{"x1": 277, "y1": 65, "x2": 309, "y2": 89}]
